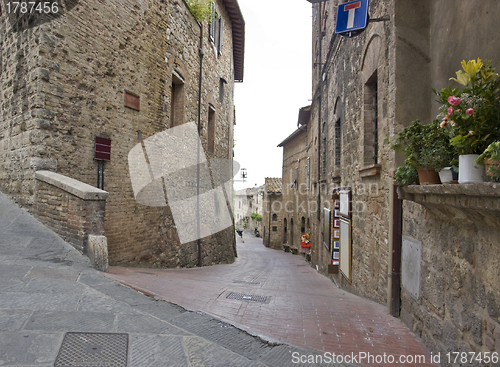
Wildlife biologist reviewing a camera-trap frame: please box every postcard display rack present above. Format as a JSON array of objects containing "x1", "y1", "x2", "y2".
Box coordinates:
[{"x1": 332, "y1": 198, "x2": 340, "y2": 264}]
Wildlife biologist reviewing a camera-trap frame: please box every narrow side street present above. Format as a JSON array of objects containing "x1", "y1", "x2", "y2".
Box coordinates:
[
  {"x1": 106, "y1": 231, "x2": 436, "y2": 367},
  {"x1": 0, "y1": 191, "x2": 342, "y2": 367}
]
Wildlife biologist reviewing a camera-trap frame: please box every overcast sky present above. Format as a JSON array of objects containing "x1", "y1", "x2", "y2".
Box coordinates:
[{"x1": 233, "y1": 0, "x2": 312, "y2": 191}]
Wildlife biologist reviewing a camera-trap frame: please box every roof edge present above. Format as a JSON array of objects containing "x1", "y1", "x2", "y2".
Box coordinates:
[
  {"x1": 278, "y1": 128, "x2": 307, "y2": 147},
  {"x1": 222, "y1": 0, "x2": 245, "y2": 82}
]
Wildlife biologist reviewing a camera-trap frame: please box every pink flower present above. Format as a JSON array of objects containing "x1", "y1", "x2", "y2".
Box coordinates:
[
  {"x1": 466, "y1": 108, "x2": 474, "y2": 115},
  {"x1": 448, "y1": 107, "x2": 454, "y2": 115},
  {"x1": 448, "y1": 96, "x2": 461, "y2": 106}
]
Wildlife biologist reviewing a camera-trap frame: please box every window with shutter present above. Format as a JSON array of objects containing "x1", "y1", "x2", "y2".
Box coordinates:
[
  {"x1": 209, "y1": 1, "x2": 216, "y2": 43},
  {"x1": 208, "y1": 104, "x2": 216, "y2": 154},
  {"x1": 294, "y1": 167, "x2": 298, "y2": 190},
  {"x1": 306, "y1": 157, "x2": 310, "y2": 190},
  {"x1": 335, "y1": 119, "x2": 342, "y2": 169},
  {"x1": 218, "y1": 17, "x2": 223, "y2": 55},
  {"x1": 364, "y1": 71, "x2": 379, "y2": 166}
]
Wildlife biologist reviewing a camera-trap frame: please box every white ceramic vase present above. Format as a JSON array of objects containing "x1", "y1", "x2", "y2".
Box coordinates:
[{"x1": 458, "y1": 154, "x2": 485, "y2": 184}]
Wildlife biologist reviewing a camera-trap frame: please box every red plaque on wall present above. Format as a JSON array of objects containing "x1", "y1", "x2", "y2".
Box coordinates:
[
  {"x1": 124, "y1": 90, "x2": 140, "y2": 111},
  {"x1": 95, "y1": 137, "x2": 111, "y2": 161}
]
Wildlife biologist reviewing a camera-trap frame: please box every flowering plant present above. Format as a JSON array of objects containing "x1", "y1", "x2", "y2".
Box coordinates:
[
  {"x1": 434, "y1": 58, "x2": 500, "y2": 155},
  {"x1": 301, "y1": 233, "x2": 311, "y2": 243}
]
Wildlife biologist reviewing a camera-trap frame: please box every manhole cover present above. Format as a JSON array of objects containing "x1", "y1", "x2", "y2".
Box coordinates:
[
  {"x1": 226, "y1": 292, "x2": 270, "y2": 303},
  {"x1": 232, "y1": 280, "x2": 261, "y2": 285},
  {"x1": 54, "y1": 332, "x2": 128, "y2": 367}
]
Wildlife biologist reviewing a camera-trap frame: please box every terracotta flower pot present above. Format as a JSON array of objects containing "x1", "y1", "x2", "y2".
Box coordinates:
[
  {"x1": 417, "y1": 168, "x2": 441, "y2": 185},
  {"x1": 484, "y1": 158, "x2": 500, "y2": 177}
]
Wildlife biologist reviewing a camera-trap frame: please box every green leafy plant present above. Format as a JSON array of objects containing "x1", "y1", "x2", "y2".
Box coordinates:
[
  {"x1": 250, "y1": 213, "x2": 262, "y2": 221},
  {"x1": 477, "y1": 141, "x2": 500, "y2": 164},
  {"x1": 434, "y1": 58, "x2": 500, "y2": 155},
  {"x1": 394, "y1": 165, "x2": 419, "y2": 186},
  {"x1": 476, "y1": 141, "x2": 500, "y2": 180},
  {"x1": 392, "y1": 120, "x2": 456, "y2": 173},
  {"x1": 186, "y1": 0, "x2": 212, "y2": 22}
]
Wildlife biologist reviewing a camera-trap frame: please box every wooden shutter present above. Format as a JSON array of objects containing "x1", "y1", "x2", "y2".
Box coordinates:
[
  {"x1": 209, "y1": 1, "x2": 216, "y2": 42},
  {"x1": 218, "y1": 18, "x2": 223, "y2": 55}
]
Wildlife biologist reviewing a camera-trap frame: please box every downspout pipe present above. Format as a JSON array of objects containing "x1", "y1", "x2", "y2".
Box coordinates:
[
  {"x1": 197, "y1": 25, "x2": 204, "y2": 267},
  {"x1": 389, "y1": 184, "x2": 402, "y2": 316},
  {"x1": 267, "y1": 193, "x2": 271, "y2": 247},
  {"x1": 316, "y1": 4, "x2": 322, "y2": 221}
]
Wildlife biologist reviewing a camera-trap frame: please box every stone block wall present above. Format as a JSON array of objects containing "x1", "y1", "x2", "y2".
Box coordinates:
[
  {"x1": 306, "y1": 0, "x2": 394, "y2": 305},
  {"x1": 262, "y1": 192, "x2": 282, "y2": 250},
  {"x1": 33, "y1": 170, "x2": 108, "y2": 253},
  {"x1": 280, "y1": 129, "x2": 311, "y2": 252},
  {"x1": 304, "y1": 0, "x2": 500, "y2": 309},
  {"x1": 399, "y1": 184, "x2": 500, "y2": 365},
  {"x1": 0, "y1": 0, "x2": 239, "y2": 267}
]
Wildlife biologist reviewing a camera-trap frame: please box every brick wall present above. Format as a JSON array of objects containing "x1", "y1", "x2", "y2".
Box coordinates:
[{"x1": 33, "y1": 171, "x2": 108, "y2": 253}]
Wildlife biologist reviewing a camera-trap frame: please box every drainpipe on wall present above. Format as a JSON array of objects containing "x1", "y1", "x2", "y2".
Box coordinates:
[
  {"x1": 197, "y1": 25, "x2": 204, "y2": 268},
  {"x1": 268, "y1": 195, "x2": 271, "y2": 247},
  {"x1": 388, "y1": 183, "x2": 402, "y2": 316},
  {"x1": 316, "y1": 5, "x2": 322, "y2": 222}
]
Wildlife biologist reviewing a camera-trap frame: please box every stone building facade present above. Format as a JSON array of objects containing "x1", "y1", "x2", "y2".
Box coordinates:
[
  {"x1": 0, "y1": 0, "x2": 245, "y2": 268},
  {"x1": 262, "y1": 177, "x2": 282, "y2": 249},
  {"x1": 234, "y1": 188, "x2": 249, "y2": 226},
  {"x1": 245, "y1": 184, "x2": 264, "y2": 234},
  {"x1": 278, "y1": 107, "x2": 311, "y2": 253},
  {"x1": 234, "y1": 184, "x2": 263, "y2": 233},
  {"x1": 276, "y1": 0, "x2": 500, "y2": 361},
  {"x1": 303, "y1": 0, "x2": 395, "y2": 304}
]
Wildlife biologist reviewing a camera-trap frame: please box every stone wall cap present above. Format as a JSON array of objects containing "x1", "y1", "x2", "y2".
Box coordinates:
[
  {"x1": 35, "y1": 171, "x2": 109, "y2": 201},
  {"x1": 399, "y1": 182, "x2": 500, "y2": 199}
]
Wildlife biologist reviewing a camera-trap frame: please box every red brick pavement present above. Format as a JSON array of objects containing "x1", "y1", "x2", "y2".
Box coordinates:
[{"x1": 105, "y1": 235, "x2": 437, "y2": 367}]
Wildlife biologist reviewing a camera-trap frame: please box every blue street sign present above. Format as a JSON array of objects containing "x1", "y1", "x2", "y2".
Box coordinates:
[{"x1": 335, "y1": 0, "x2": 369, "y2": 35}]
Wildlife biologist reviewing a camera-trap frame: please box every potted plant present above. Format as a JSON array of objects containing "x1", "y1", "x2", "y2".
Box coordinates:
[
  {"x1": 476, "y1": 141, "x2": 500, "y2": 180},
  {"x1": 434, "y1": 58, "x2": 500, "y2": 183},
  {"x1": 392, "y1": 120, "x2": 455, "y2": 185},
  {"x1": 394, "y1": 165, "x2": 419, "y2": 186}
]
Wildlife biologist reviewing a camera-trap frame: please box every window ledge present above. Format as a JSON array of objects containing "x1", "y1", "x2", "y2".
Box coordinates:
[
  {"x1": 359, "y1": 164, "x2": 381, "y2": 178},
  {"x1": 332, "y1": 168, "x2": 341, "y2": 182}
]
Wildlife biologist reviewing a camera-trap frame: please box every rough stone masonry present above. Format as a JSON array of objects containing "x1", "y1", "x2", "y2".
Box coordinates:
[{"x1": 0, "y1": 0, "x2": 243, "y2": 268}]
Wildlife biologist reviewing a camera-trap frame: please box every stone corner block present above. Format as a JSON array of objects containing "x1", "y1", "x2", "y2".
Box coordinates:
[{"x1": 88, "y1": 235, "x2": 109, "y2": 272}]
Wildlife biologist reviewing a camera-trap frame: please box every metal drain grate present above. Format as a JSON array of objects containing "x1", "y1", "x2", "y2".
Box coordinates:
[
  {"x1": 226, "y1": 292, "x2": 270, "y2": 303},
  {"x1": 54, "y1": 332, "x2": 128, "y2": 367},
  {"x1": 232, "y1": 280, "x2": 261, "y2": 285}
]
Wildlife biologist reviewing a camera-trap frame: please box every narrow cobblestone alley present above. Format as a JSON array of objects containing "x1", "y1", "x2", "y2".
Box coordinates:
[{"x1": 106, "y1": 232, "x2": 436, "y2": 367}]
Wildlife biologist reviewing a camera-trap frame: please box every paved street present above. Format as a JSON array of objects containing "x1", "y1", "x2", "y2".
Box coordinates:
[
  {"x1": 0, "y1": 191, "x2": 349, "y2": 367},
  {"x1": 106, "y1": 231, "x2": 436, "y2": 367}
]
